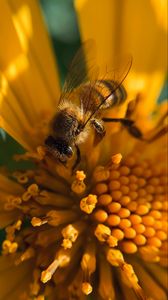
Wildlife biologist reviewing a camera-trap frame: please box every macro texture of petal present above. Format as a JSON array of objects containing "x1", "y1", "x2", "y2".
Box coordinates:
[
  {"x1": 150, "y1": 0, "x2": 168, "y2": 32},
  {"x1": 0, "y1": 0, "x2": 60, "y2": 150},
  {"x1": 75, "y1": 0, "x2": 167, "y2": 120}
]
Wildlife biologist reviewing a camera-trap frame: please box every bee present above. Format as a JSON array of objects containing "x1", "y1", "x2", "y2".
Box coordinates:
[{"x1": 45, "y1": 42, "x2": 143, "y2": 170}]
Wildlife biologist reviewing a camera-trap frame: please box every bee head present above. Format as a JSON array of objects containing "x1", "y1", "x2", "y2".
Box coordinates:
[{"x1": 44, "y1": 136, "x2": 73, "y2": 162}]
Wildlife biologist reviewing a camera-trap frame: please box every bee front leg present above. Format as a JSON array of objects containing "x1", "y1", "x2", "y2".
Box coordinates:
[
  {"x1": 72, "y1": 144, "x2": 81, "y2": 171},
  {"x1": 102, "y1": 117, "x2": 144, "y2": 140},
  {"x1": 91, "y1": 119, "x2": 106, "y2": 145}
]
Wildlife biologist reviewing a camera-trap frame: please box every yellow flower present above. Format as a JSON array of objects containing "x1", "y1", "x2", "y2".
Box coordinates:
[{"x1": 0, "y1": 1, "x2": 167, "y2": 300}]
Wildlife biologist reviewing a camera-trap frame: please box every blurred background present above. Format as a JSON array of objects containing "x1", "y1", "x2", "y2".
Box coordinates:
[{"x1": 0, "y1": 0, "x2": 167, "y2": 170}]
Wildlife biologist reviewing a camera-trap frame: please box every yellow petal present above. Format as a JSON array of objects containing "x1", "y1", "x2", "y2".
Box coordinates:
[
  {"x1": 0, "y1": 0, "x2": 60, "y2": 150},
  {"x1": 150, "y1": 0, "x2": 168, "y2": 32},
  {"x1": 75, "y1": 0, "x2": 167, "y2": 118}
]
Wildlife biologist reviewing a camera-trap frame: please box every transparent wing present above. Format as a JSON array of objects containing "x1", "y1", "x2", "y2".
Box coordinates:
[
  {"x1": 58, "y1": 40, "x2": 99, "y2": 108},
  {"x1": 81, "y1": 54, "x2": 133, "y2": 127},
  {"x1": 58, "y1": 41, "x2": 132, "y2": 130}
]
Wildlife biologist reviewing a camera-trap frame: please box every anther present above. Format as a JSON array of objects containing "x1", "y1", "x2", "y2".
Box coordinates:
[
  {"x1": 71, "y1": 170, "x2": 86, "y2": 194},
  {"x1": 80, "y1": 194, "x2": 97, "y2": 214}
]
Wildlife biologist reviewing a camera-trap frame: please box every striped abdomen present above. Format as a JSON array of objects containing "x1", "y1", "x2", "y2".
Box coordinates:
[
  {"x1": 94, "y1": 79, "x2": 127, "y2": 109},
  {"x1": 77, "y1": 79, "x2": 127, "y2": 114}
]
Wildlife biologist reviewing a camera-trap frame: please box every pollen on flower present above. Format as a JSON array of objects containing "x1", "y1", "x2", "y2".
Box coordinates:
[
  {"x1": 89, "y1": 152, "x2": 168, "y2": 258},
  {"x1": 80, "y1": 194, "x2": 97, "y2": 214},
  {"x1": 111, "y1": 153, "x2": 122, "y2": 165},
  {"x1": 71, "y1": 170, "x2": 86, "y2": 194},
  {"x1": 81, "y1": 282, "x2": 93, "y2": 295},
  {"x1": 94, "y1": 224, "x2": 111, "y2": 242},
  {"x1": 22, "y1": 184, "x2": 39, "y2": 201},
  {"x1": 15, "y1": 247, "x2": 35, "y2": 265},
  {"x1": 76, "y1": 170, "x2": 86, "y2": 181},
  {"x1": 2, "y1": 240, "x2": 18, "y2": 254},
  {"x1": 41, "y1": 249, "x2": 70, "y2": 283},
  {"x1": 61, "y1": 224, "x2": 79, "y2": 249},
  {"x1": 31, "y1": 217, "x2": 48, "y2": 227},
  {"x1": 5, "y1": 219, "x2": 22, "y2": 241},
  {"x1": 4, "y1": 195, "x2": 22, "y2": 210},
  {"x1": 1, "y1": 144, "x2": 167, "y2": 299}
]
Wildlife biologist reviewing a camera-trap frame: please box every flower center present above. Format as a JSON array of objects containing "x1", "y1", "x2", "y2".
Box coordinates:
[{"x1": 1, "y1": 151, "x2": 167, "y2": 299}]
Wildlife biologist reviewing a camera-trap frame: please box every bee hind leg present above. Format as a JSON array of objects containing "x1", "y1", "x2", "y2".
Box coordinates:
[{"x1": 102, "y1": 117, "x2": 144, "y2": 140}]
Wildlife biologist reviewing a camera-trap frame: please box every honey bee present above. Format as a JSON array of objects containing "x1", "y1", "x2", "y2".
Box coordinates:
[{"x1": 45, "y1": 42, "x2": 143, "y2": 170}]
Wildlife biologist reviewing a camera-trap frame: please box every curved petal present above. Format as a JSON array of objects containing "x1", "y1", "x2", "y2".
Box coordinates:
[
  {"x1": 75, "y1": 0, "x2": 167, "y2": 119},
  {"x1": 0, "y1": 0, "x2": 60, "y2": 150}
]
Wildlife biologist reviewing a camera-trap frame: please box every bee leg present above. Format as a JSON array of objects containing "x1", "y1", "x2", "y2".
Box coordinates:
[
  {"x1": 72, "y1": 144, "x2": 81, "y2": 171},
  {"x1": 102, "y1": 117, "x2": 144, "y2": 140},
  {"x1": 91, "y1": 119, "x2": 106, "y2": 139},
  {"x1": 91, "y1": 119, "x2": 106, "y2": 145}
]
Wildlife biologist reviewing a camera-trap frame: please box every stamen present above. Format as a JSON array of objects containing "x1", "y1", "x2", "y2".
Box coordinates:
[
  {"x1": 131, "y1": 260, "x2": 167, "y2": 300},
  {"x1": 98, "y1": 255, "x2": 115, "y2": 299},
  {"x1": 41, "y1": 259, "x2": 60, "y2": 283},
  {"x1": 5, "y1": 219, "x2": 22, "y2": 241},
  {"x1": 0, "y1": 123, "x2": 167, "y2": 300},
  {"x1": 14, "y1": 148, "x2": 45, "y2": 162},
  {"x1": 2, "y1": 240, "x2": 18, "y2": 254},
  {"x1": 81, "y1": 242, "x2": 96, "y2": 295},
  {"x1": 41, "y1": 249, "x2": 71, "y2": 283},
  {"x1": 15, "y1": 247, "x2": 35, "y2": 265},
  {"x1": 12, "y1": 171, "x2": 30, "y2": 184},
  {"x1": 80, "y1": 194, "x2": 97, "y2": 214},
  {"x1": 31, "y1": 217, "x2": 48, "y2": 227},
  {"x1": 36, "y1": 227, "x2": 62, "y2": 247},
  {"x1": 22, "y1": 184, "x2": 39, "y2": 201},
  {"x1": 120, "y1": 263, "x2": 146, "y2": 300},
  {"x1": 81, "y1": 282, "x2": 93, "y2": 295},
  {"x1": 4, "y1": 195, "x2": 22, "y2": 210},
  {"x1": 111, "y1": 153, "x2": 122, "y2": 165},
  {"x1": 106, "y1": 248, "x2": 124, "y2": 266},
  {"x1": 94, "y1": 224, "x2": 111, "y2": 242},
  {"x1": 106, "y1": 248, "x2": 146, "y2": 300},
  {"x1": 61, "y1": 222, "x2": 86, "y2": 249},
  {"x1": 71, "y1": 170, "x2": 86, "y2": 194},
  {"x1": 36, "y1": 190, "x2": 73, "y2": 207},
  {"x1": 35, "y1": 170, "x2": 68, "y2": 194},
  {"x1": 30, "y1": 269, "x2": 41, "y2": 296},
  {"x1": 32, "y1": 209, "x2": 78, "y2": 228}
]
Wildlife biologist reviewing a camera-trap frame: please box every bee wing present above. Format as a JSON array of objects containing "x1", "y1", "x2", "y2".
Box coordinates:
[
  {"x1": 58, "y1": 41, "x2": 132, "y2": 129},
  {"x1": 81, "y1": 54, "x2": 133, "y2": 127},
  {"x1": 58, "y1": 40, "x2": 99, "y2": 108}
]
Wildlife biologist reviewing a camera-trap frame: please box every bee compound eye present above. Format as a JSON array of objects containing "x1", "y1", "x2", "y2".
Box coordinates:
[{"x1": 65, "y1": 146, "x2": 73, "y2": 158}]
